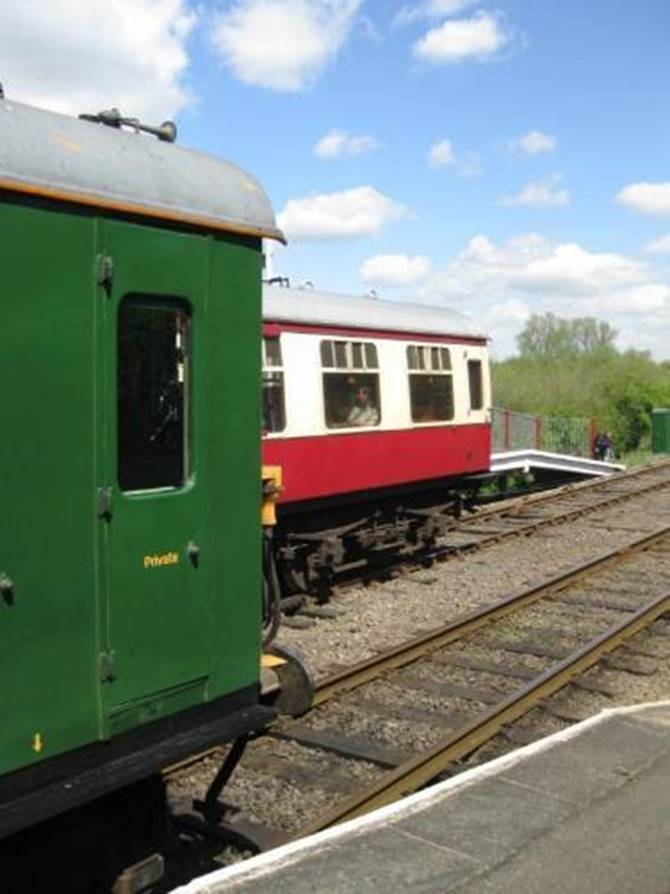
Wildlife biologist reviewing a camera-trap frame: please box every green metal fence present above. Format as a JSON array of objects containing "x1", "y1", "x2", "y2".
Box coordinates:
[{"x1": 492, "y1": 407, "x2": 593, "y2": 458}]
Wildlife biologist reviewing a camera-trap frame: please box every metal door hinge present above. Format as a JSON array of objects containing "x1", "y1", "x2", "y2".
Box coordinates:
[
  {"x1": 99, "y1": 650, "x2": 116, "y2": 683},
  {"x1": 97, "y1": 486, "x2": 113, "y2": 521},
  {"x1": 97, "y1": 255, "x2": 114, "y2": 292}
]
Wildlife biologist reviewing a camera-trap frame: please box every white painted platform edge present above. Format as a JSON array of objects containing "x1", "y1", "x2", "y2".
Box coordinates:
[
  {"x1": 490, "y1": 449, "x2": 625, "y2": 477},
  {"x1": 171, "y1": 700, "x2": 670, "y2": 893}
]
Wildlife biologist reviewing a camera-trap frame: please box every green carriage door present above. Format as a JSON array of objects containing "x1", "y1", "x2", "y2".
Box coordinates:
[{"x1": 101, "y1": 221, "x2": 210, "y2": 722}]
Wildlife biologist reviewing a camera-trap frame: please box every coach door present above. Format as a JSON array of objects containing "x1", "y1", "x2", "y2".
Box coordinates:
[{"x1": 99, "y1": 220, "x2": 210, "y2": 721}]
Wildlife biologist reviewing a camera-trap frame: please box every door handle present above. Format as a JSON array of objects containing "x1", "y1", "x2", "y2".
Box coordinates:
[
  {"x1": 0, "y1": 573, "x2": 14, "y2": 606},
  {"x1": 187, "y1": 541, "x2": 200, "y2": 567},
  {"x1": 97, "y1": 486, "x2": 113, "y2": 521}
]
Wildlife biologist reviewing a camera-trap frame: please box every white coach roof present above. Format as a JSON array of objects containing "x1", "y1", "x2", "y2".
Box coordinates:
[
  {"x1": 0, "y1": 98, "x2": 283, "y2": 241},
  {"x1": 263, "y1": 283, "x2": 487, "y2": 340}
]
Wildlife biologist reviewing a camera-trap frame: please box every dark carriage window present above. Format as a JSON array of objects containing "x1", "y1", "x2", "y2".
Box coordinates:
[
  {"x1": 468, "y1": 359, "x2": 483, "y2": 410},
  {"x1": 118, "y1": 298, "x2": 190, "y2": 491},
  {"x1": 321, "y1": 339, "x2": 381, "y2": 428},
  {"x1": 407, "y1": 344, "x2": 454, "y2": 423},
  {"x1": 262, "y1": 336, "x2": 286, "y2": 433}
]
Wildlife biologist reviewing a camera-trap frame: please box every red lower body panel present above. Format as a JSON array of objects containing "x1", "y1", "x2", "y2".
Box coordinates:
[{"x1": 263, "y1": 424, "x2": 491, "y2": 504}]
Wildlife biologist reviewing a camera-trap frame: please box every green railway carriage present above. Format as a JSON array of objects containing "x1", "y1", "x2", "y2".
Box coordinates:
[{"x1": 0, "y1": 98, "x2": 283, "y2": 837}]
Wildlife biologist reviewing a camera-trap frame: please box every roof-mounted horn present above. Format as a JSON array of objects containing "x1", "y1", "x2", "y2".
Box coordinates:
[{"x1": 79, "y1": 107, "x2": 177, "y2": 143}]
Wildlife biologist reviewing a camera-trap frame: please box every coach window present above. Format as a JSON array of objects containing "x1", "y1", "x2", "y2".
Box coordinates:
[
  {"x1": 468, "y1": 359, "x2": 483, "y2": 411},
  {"x1": 407, "y1": 344, "x2": 454, "y2": 423},
  {"x1": 262, "y1": 336, "x2": 286, "y2": 434},
  {"x1": 118, "y1": 298, "x2": 190, "y2": 491},
  {"x1": 321, "y1": 339, "x2": 381, "y2": 428}
]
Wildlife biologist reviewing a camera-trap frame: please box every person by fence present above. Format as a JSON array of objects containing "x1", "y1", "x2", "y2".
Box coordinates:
[{"x1": 593, "y1": 431, "x2": 615, "y2": 462}]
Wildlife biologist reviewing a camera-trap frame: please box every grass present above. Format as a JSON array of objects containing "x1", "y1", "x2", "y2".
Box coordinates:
[{"x1": 618, "y1": 437, "x2": 666, "y2": 467}]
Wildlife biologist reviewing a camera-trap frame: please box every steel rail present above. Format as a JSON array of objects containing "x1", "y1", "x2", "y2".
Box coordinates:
[
  {"x1": 442, "y1": 474, "x2": 670, "y2": 549},
  {"x1": 313, "y1": 524, "x2": 670, "y2": 705},
  {"x1": 165, "y1": 512, "x2": 669, "y2": 785},
  {"x1": 294, "y1": 588, "x2": 670, "y2": 837},
  {"x1": 165, "y1": 513, "x2": 669, "y2": 859},
  {"x1": 327, "y1": 462, "x2": 670, "y2": 596},
  {"x1": 472, "y1": 456, "x2": 670, "y2": 521}
]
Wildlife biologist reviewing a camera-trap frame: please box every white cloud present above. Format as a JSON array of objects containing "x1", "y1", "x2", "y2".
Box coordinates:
[
  {"x1": 617, "y1": 318, "x2": 670, "y2": 358},
  {"x1": 454, "y1": 233, "x2": 645, "y2": 297},
  {"x1": 314, "y1": 129, "x2": 379, "y2": 159},
  {"x1": 428, "y1": 0, "x2": 476, "y2": 10},
  {"x1": 456, "y1": 149, "x2": 484, "y2": 177},
  {"x1": 514, "y1": 130, "x2": 556, "y2": 155},
  {"x1": 413, "y1": 11, "x2": 508, "y2": 64},
  {"x1": 587, "y1": 283, "x2": 670, "y2": 314},
  {"x1": 361, "y1": 253, "x2": 433, "y2": 286},
  {"x1": 277, "y1": 186, "x2": 411, "y2": 241},
  {"x1": 511, "y1": 243, "x2": 644, "y2": 295},
  {"x1": 394, "y1": 0, "x2": 477, "y2": 25},
  {"x1": 428, "y1": 139, "x2": 484, "y2": 175},
  {"x1": 211, "y1": 0, "x2": 362, "y2": 91},
  {"x1": 615, "y1": 182, "x2": 670, "y2": 216},
  {"x1": 0, "y1": 0, "x2": 195, "y2": 119},
  {"x1": 644, "y1": 234, "x2": 670, "y2": 254},
  {"x1": 484, "y1": 298, "x2": 531, "y2": 325},
  {"x1": 428, "y1": 138, "x2": 456, "y2": 167},
  {"x1": 501, "y1": 173, "x2": 570, "y2": 208},
  {"x1": 413, "y1": 233, "x2": 670, "y2": 358}
]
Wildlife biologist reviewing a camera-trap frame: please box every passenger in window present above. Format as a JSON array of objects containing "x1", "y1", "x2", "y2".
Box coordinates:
[
  {"x1": 413, "y1": 404, "x2": 434, "y2": 423},
  {"x1": 347, "y1": 386, "x2": 379, "y2": 427}
]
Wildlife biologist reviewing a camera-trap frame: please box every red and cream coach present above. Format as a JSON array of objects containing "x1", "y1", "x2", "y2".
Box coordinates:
[{"x1": 260, "y1": 281, "x2": 492, "y2": 594}]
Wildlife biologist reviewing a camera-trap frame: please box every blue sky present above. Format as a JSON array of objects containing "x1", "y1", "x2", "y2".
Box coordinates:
[{"x1": 2, "y1": 0, "x2": 669, "y2": 357}]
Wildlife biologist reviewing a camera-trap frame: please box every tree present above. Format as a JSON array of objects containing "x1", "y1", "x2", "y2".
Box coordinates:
[
  {"x1": 517, "y1": 313, "x2": 618, "y2": 360},
  {"x1": 494, "y1": 313, "x2": 670, "y2": 455}
]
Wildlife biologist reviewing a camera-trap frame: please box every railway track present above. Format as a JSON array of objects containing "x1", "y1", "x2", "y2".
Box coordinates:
[
  {"x1": 451, "y1": 456, "x2": 670, "y2": 538},
  {"x1": 287, "y1": 458, "x2": 670, "y2": 604},
  {"x1": 57, "y1": 464, "x2": 667, "y2": 892},
  {"x1": 166, "y1": 516, "x2": 670, "y2": 862}
]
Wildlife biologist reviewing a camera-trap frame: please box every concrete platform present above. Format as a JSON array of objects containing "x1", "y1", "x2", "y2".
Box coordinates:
[
  {"x1": 491, "y1": 449, "x2": 625, "y2": 478},
  {"x1": 173, "y1": 702, "x2": 670, "y2": 894}
]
